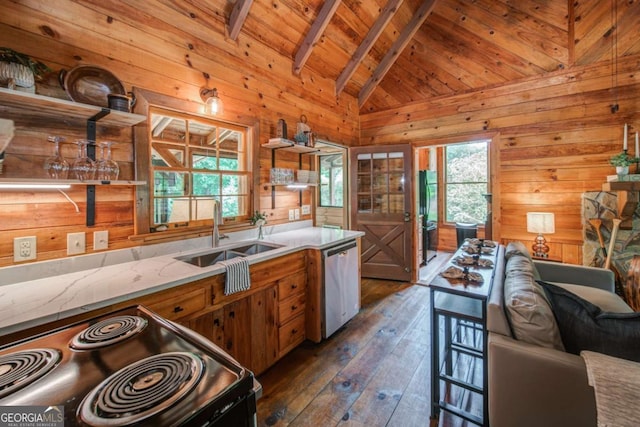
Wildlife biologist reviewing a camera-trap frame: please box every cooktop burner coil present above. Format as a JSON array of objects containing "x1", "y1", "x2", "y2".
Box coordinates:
[
  {"x1": 78, "y1": 352, "x2": 203, "y2": 426},
  {"x1": 70, "y1": 315, "x2": 147, "y2": 350},
  {"x1": 0, "y1": 348, "x2": 60, "y2": 398}
]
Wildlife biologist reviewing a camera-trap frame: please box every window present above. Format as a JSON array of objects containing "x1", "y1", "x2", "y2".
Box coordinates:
[
  {"x1": 150, "y1": 108, "x2": 250, "y2": 227},
  {"x1": 319, "y1": 153, "x2": 344, "y2": 207},
  {"x1": 444, "y1": 140, "x2": 488, "y2": 224}
]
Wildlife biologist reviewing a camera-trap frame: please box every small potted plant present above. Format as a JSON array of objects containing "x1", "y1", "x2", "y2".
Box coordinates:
[
  {"x1": 609, "y1": 151, "x2": 636, "y2": 178},
  {"x1": 249, "y1": 211, "x2": 267, "y2": 239},
  {"x1": 0, "y1": 47, "x2": 51, "y2": 92}
]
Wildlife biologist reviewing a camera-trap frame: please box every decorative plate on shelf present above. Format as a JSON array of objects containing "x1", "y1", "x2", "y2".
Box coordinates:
[{"x1": 59, "y1": 65, "x2": 125, "y2": 107}]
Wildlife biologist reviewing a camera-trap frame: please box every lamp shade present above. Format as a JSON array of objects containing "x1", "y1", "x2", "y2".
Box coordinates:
[{"x1": 526, "y1": 212, "x2": 555, "y2": 234}]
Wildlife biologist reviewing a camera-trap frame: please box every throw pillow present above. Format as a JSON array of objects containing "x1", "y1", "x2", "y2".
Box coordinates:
[
  {"x1": 539, "y1": 281, "x2": 640, "y2": 362},
  {"x1": 503, "y1": 257, "x2": 564, "y2": 351},
  {"x1": 505, "y1": 241, "x2": 540, "y2": 280}
]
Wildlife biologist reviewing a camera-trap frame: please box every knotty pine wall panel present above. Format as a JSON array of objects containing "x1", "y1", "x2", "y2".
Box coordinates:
[
  {"x1": 361, "y1": 55, "x2": 640, "y2": 262},
  {"x1": 0, "y1": 1, "x2": 357, "y2": 266}
]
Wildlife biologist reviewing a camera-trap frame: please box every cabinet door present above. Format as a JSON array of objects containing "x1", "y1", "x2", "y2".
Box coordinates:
[
  {"x1": 250, "y1": 286, "x2": 278, "y2": 375},
  {"x1": 186, "y1": 308, "x2": 225, "y2": 350},
  {"x1": 223, "y1": 298, "x2": 252, "y2": 368}
]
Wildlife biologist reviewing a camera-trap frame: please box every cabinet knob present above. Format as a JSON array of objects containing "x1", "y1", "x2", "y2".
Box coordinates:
[
  {"x1": 291, "y1": 284, "x2": 298, "y2": 289},
  {"x1": 173, "y1": 306, "x2": 184, "y2": 313},
  {"x1": 291, "y1": 305, "x2": 298, "y2": 310},
  {"x1": 291, "y1": 329, "x2": 298, "y2": 335}
]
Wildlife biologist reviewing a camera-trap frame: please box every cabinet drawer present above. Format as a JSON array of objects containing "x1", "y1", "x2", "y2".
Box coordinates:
[
  {"x1": 278, "y1": 294, "x2": 306, "y2": 325},
  {"x1": 278, "y1": 314, "x2": 305, "y2": 356},
  {"x1": 278, "y1": 270, "x2": 306, "y2": 301},
  {"x1": 147, "y1": 287, "x2": 207, "y2": 321}
]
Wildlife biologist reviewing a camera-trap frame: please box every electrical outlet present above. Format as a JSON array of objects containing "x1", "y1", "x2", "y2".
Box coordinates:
[
  {"x1": 93, "y1": 230, "x2": 109, "y2": 251},
  {"x1": 67, "y1": 232, "x2": 86, "y2": 255},
  {"x1": 294, "y1": 208, "x2": 300, "y2": 220},
  {"x1": 301, "y1": 205, "x2": 310, "y2": 215},
  {"x1": 13, "y1": 236, "x2": 36, "y2": 262},
  {"x1": 288, "y1": 209, "x2": 295, "y2": 221}
]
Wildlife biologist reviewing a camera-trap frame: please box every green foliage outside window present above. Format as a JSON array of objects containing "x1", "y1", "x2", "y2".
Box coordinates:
[{"x1": 445, "y1": 141, "x2": 488, "y2": 224}]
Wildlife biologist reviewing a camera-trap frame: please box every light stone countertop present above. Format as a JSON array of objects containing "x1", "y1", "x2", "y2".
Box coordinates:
[{"x1": 0, "y1": 222, "x2": 363, "y2": 336}]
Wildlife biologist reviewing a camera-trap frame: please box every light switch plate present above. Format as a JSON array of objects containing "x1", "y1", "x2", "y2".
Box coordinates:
[
  {"x1": 288, "y1": 209, "x2": 295, "y2": 221},
  {"x1": 67, "y1": 232, "x2": 86, "y2": 255},
  {"x1": 294, "y1": 208, "x2": 300, "y2": 220},
  {"x1": 93, "y1": 230, "x2": 109, "y2": 251},
  {"x1": 13, "y1": 236, "x2": 36, "y2": 262},
  {"x1": 301, "y1": 205, "x2": 310, "y2": 215}
]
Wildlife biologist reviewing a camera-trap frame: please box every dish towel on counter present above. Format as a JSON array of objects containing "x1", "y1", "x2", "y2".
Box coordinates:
[{"x1": 220, "y1": 257, "x2": 251, "y2": 295}]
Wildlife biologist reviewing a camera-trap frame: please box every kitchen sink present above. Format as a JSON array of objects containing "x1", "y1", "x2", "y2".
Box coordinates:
[
  {"x1": 175, "y1": 241, "x2": 283, "y2": 267},
  {"x1": 231, "y1": 242, "x2": 282, "y2": 255},
  {"x1": 176, "y1": 250, "x2": 245, "y2": 267}
]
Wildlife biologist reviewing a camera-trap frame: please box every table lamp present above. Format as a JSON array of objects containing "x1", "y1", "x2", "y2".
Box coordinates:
[{"x1": 526, "y1": 212, "x2": 555, "y2": 258}]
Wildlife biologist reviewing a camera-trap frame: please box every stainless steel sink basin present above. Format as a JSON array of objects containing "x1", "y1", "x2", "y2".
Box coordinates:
[
  {"x1": 175, "y1": 241, "x2": 282, "y2": 267},
  {"x1": 231, "y1": 242, "x2": 282, "y2": 255},
  {"x1": 176, "y1": 250, "x2": 245, "y2": 268}
]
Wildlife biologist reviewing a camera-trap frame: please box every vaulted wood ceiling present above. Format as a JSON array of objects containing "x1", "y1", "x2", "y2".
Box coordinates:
[{"x1": 226, "y1": 0, "x2": 640, "y2": 114}]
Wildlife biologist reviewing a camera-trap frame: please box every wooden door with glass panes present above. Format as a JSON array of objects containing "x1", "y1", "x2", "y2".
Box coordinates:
[{"x1": 350, "y1": 145, "x2": 412, "y2": 281}]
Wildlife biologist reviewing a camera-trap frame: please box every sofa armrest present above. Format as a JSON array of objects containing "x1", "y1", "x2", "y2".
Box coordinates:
[
  {"x1": 489, "y1": 333, "x2": 596, "y2": 427},
  {"x1": 534, "y1": 260, "x2": 614, "y2": 292}
]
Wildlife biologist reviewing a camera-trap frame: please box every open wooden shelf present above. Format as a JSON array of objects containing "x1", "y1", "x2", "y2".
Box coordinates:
[
  {"x1": 262, "y1": 138, "x2": 320, "y2": 154},
  {"x1": 0, "y1": 87, "x2": 146, "y2": 127}
]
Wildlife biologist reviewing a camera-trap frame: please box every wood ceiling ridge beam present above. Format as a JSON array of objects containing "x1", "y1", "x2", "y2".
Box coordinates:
[
  {"x1": 227, "y1": 0, "x2": 255, "y2": 41},
  {"x1": 335, "y1": 0, "x2": 405, "y2": 96},
  {"x1": 358, "y1": 0, "x2": 438, "y2": 108},
  {"x1": 293, "y1": 0, "x2": 343, "y2": 75}
]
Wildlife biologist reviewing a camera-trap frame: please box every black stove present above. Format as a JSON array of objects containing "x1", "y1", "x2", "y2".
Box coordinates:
[{"x1": 0, "y1": 305, "x2": 259, "y2": 426}]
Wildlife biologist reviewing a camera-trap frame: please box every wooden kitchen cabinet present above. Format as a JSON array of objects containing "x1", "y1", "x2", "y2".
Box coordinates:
[
  {"x1": 277, "y1": 269, "x2": 307, "y2": 357},
  {"x1": 250, "y1": 286, "x2": 279, "y2": 374}
]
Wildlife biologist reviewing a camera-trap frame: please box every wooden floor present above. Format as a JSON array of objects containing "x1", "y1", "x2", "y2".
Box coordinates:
[{"x1": 256, "y1": 251, "x2": 477, "y2": 427}]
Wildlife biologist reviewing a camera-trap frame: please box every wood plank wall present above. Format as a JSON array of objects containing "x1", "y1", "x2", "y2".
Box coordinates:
[
  {"x1": 0, "y1": 1, "x2": 358, "y2": 266},
  {"x1": 361, "y1": 55, "x2": 640, "y2": 263}
]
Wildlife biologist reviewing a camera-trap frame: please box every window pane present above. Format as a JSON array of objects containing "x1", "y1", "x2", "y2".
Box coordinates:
[
  {"x1": 192, "y1": 173, "x2": 220, "y2": 196},
  {"x1": 192, "y1": 198, "x2": 215, "y2": 220},
  {"x1": 152, "y1": 144, "x2": 185, "y2": 167},
  {"x1": 319, "y1": 154, "x2": 343, "y2": 207},
  {"x1": 192, "y1": 151, "x2": 218, "y2": 170},
  {"x1": 446, "y1": 142, "x2": 488, "y2": 183},
  {"x1": 154, "y1": 197, "x2": 190, "y2": 224},
  {"x1": 445, "y1": 183, "x2": 487, "y2": 223},
  {"x1": 219, "y1": 156, "x2": 239, "y2": 171},
  {"x1": 154, "y1": 172, "x2": 186, "y2": 196},
  {"x1": 222, "y1": 174, "x2": 242, "y2": 195}
]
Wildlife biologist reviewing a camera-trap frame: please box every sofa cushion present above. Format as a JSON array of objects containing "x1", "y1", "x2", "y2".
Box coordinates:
[
  {"x1": 504, "y1": 254, "x2": 564, "y2": 350},
  {"x1": 539, "y1": 281, "x2": 640, "y2": 362},
  {"x1": 505, "y1": 241, "x2": 540, "y2": 280},
  {"x1": 552, "y1": 282, "x2": 632, "y2": 313}
]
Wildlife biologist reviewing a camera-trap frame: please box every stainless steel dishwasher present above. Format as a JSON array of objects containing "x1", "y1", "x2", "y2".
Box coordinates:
[{"x1": 322, "y1": 239, "x2": 360, "y2": 338}]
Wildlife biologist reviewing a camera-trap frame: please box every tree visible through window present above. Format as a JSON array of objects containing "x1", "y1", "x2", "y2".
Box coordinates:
[
  {"x1": 319, "y1": 153, "x2": 343, "y2": 207},
  {"x1": 444, "y1": 141, "x2": 488, "y2": 224}
]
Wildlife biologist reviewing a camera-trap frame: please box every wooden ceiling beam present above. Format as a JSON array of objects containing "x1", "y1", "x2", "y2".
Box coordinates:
[
  {"x1": 293, "y1": 0, "x2": 342, "y2": 75},
  {"x1": 358, "y1": 0, "x2": 438, "y2": 108},
  {"x1": 336, "y1": 0, "x2": 404, "y2": 96},
  {"x1": 228, "y1": 0, "x2": 254, "y2": 41}
]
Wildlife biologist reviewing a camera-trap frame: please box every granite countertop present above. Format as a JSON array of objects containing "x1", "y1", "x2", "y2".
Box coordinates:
[{"x1": 0, "y1": 223, "x2": 363, "y2": 336}]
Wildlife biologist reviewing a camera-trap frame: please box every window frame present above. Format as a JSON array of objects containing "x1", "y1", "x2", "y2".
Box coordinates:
[
  {"x1": 131, "y1": 88, "x2": 259, "y2": 237},
  {"x1": 149, "y1": 107, "x2": 250, "y2": 228},
  {"x1": 442, "y1": 140, "x2": 490, "y2": 225},
  {"x1": 318, "y1": 153, "x2": 344, "y2": 208}
]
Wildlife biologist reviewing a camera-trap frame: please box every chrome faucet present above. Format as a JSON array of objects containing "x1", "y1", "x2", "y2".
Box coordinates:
[{"x1": 212, "y1": 199, "x2": 228, "y2": 247}]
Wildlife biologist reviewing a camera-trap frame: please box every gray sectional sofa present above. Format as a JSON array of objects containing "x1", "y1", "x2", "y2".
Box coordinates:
[{"x1": 487, "y1": 242, "x2": 633, "y2": 427}]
